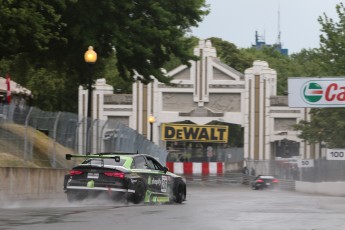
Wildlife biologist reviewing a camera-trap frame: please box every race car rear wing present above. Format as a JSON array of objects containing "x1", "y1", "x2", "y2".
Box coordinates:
[{"x1": 66, "y1": 154, "x2": 121, "y2": 162}]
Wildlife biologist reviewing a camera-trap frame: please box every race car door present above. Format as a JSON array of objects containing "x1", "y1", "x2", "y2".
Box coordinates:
[{"x1": 145, "y1": 156, "x2": 172, "y2": 196}]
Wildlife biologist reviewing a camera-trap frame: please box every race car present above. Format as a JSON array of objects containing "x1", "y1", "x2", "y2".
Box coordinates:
[
  {"x1": 63, "y1": 152, "x2": 186, "y2": 204},
  {"x1": 251, "y1": 175, "x2": 279, "y2": 190}
]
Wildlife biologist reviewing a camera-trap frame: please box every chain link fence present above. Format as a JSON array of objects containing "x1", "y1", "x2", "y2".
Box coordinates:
[
  {"x1": 0, "y1": 104, "x2": 167, "y2": 169},
  {"x1": 2, "y1": 103, "x2": 344, "y2": 183},
  {"x1": 246, "y1": 158, "x2": 345, "y2": 182}
]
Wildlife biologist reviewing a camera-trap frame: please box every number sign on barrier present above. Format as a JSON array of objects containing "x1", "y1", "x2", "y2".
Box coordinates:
[
  {"x1": 297, "y1": 159, "x2": 314, "y2": 168},
  {"x1": 326, "y1": 149, "x2": 345, "y2": 160}
]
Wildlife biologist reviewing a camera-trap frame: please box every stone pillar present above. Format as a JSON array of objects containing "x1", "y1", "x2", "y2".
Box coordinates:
[{"x1": 244, "y1": 61, "x2": 277, "y2": 161}]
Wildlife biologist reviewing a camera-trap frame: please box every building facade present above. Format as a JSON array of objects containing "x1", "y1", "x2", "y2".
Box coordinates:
[{"x1": 79, "y1": 40, "x2": 315, "y2": 163}]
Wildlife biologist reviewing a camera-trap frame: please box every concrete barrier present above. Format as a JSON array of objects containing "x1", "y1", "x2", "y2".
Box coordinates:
[
  {"x1": 296, "y1": 181, "x2": 345, "y2": 196},
  {"x1": 0, "y1": 167, "x2": 68, "y2": 201},
  {"x1": 2, "y1": 167, "x2": 345, "y2": 202}
]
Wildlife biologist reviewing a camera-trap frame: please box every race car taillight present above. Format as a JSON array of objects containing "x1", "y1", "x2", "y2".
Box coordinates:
[
  {"x1": 70, "y1": 170, "x2": 83, "y2": 175},
  {"x1": 257, "y1": 179, "x2": 264, "y2": 183},
  {"x1": 104, "y1": 172, "x2": 125, "y2": 178},
  {"x1": 272, "y1": 179, "x2": 279, "y2": 183}
]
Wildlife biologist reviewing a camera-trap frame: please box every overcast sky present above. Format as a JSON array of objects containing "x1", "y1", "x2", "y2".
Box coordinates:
[{"x1": 191, "y1": 0, "x2": 343, "y2": 54}]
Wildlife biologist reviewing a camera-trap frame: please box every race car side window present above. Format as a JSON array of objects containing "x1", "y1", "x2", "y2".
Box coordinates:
[
  {"x1": 146, "y1": 156, "x2": 164, "y2": 171},
  {"x1": 133, "y1": 156, "x2": 147, "y2": 169},
  {"x1": 145, "y1": 157, "x2": 155, "y2": 170}
]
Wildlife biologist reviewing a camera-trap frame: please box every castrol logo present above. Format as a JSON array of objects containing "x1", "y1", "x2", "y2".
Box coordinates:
[
  {"x1": 302, "y1": 82, "x2": 323, "y2": 103},
  {"x1": 302, "y1": 81, "x2": 345, "y2": 104}
]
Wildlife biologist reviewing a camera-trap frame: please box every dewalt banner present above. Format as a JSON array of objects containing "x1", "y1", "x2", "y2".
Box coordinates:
[{"x1": 161, "y1": 124, "x2": 228, "y2": 143}]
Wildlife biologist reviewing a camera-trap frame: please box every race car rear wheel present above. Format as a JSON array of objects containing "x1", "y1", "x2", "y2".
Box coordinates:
[
  {"x1": 175, "y1": 182, "x2": 185, "y2": 204},
  {"x1": 66, "y1": 191, "x2": 86, "y2": 202},
  {"x1": 132, "y1": 181, "x2": 146, "y2": 204}
]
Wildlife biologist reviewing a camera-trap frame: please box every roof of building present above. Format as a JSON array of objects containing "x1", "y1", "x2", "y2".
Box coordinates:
[{"x1": 211, "y1": 57, "x2": 244, "y2": 79}]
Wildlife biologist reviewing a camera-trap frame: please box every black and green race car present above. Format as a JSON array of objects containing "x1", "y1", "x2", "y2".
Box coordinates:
[{"x1": 63, "y1": 152, "x2": 186, "y2": 204}]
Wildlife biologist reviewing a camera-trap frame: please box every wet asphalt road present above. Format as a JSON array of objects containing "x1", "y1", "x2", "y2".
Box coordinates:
[{"x1": 1, "y1": 184, "x2": 345, "y2": 230}]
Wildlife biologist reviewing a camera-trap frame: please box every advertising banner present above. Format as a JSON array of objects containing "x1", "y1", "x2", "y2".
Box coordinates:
[
  {"x1": 161, "y1": 124, "x2": 229, "y2": 143},
  {"x1": 288, "y1": 77, "x2": 345, "y2": 107}
]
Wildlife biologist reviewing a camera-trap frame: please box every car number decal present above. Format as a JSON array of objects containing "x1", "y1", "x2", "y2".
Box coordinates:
[{"x1": 161, "y1": 176, "x2": 167, "y2": 193}]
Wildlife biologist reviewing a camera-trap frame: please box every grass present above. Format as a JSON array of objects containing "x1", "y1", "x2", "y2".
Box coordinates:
[{"x1": 0, "y1": 123, "x2": 77, "y2": 169}]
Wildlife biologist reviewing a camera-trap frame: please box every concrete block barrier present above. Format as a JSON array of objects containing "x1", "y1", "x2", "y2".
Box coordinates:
[{"x1": 0, "y1": 167, "x2": 68, "y2": 201}]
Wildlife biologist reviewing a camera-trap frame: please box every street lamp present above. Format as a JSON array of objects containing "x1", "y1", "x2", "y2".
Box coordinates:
[
  {"x1": 148, "y1": 115, "x2": 155, "y2": 142},
  {"x1": 84, "y1": 46, "x2": 97, "y2": 119},
  {"x1": 84, "y1": 46, "x2": 97, "y2": 154}
]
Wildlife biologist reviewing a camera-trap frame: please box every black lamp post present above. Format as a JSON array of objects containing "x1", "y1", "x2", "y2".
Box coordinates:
[
  {"x1": 84, "y1": 46, "x2": 97, "y2": 154},
  {"x1": 84, "y1": 46, "x2": 97, "y2": 119},
  {"x1": 148, "y1": 115, "x2": 155, "y2": 142}
]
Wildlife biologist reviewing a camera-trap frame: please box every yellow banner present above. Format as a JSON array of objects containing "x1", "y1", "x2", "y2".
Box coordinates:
[{"x1": 162, "y1": 124, "x2": 228, "y2": 143}]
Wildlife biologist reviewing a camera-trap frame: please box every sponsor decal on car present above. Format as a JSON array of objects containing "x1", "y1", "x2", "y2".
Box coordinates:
[
  {"x1": 161, "y1": 176, "x2": 167, "y2": 193},
  {"x1": 151, "y1": 178, "x2": 162, "y2": 186},
  {"x1": 148, "y1": 176, "x2": 168, "y2": 192}
]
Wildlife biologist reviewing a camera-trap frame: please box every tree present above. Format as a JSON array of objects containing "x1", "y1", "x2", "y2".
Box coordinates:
[
  {"x1": 294, "y1": 109, "x2": 345, "y2": 148},
  {"x1": 290, "y1": 48, "x2": 329, "y2": 77},
  {"x1": 26, "y1": 67, "x2": 67, "y2": 111},
  {"x1": 208, "y1": 37, "x2": 251, "y2": 73},
  {"x1": 1, "y1": 0, "x2": 209, "y2": 112},
  {"x1": 0, "y1": 0, "x2": 67, "y2": 59},
  {"x1": 53, "y1": 0, "x2": 209, "y2": 84},
  {"x1": 318, "y1": 2, "x2": 345, "y2": 75},
  {"x1": 294, "y1": 3, "x2": 345, "y2": 147}
]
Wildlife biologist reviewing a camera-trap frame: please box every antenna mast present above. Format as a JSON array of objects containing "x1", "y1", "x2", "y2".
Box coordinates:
[{"x1": 277, "y1": 2, "x2": 281, "y2": 45}]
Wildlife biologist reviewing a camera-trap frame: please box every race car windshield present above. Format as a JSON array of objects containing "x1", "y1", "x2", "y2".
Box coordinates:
[{"x1": 82, "y1": 158, "x2": 125, "y2": 167}]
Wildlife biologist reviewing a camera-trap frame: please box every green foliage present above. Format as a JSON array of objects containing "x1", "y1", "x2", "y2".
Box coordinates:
[
  {"x1": 26, "y1": 68, "x2": 71, "y2": 111},
  {"x1": 103, "y1": 53, "x2": 132, "y2": 94},
  {"x1": 0, "y1": 0, "x2": 209, "y2": 112},
  {"x1": 294, "y1": 3, "x2": 345, "y2": 147},
  {"x1": 290, "y1": 49, "x2": 328, "y2": 77},
  {"x1": 56, "y1": 0, "x2": 209, "y2": 84},
  {"x1": 318, "y1": 2, "x2": 345, "y2": 75},
  {"x1": 208, "y1": 37, "x2": 251, "y2": 72},
  {"x1": 294, "y1": 109, "x2": 345, "y2": 148},
  {"x1": 0, "y1": 0, "x2": 67, "y2": 58}
]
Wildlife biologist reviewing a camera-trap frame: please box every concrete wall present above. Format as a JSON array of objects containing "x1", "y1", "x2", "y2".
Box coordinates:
[
  {"x1": 0, "y1": 168, "x2": 68, "y2": 201},
  {"x1": 2, "y1": 168, "x2": 345, "y2": 201},
  {"x1": 296, "y1": 181, "x2": 345, "y2": 196}
]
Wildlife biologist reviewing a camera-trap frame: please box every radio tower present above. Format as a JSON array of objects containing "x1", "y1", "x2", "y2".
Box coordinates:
[
  {"x1": 276, "y1": 3, "x2": 281, "y2": 47},
  {"x1": 275, "y1": 2, "x2": 288, "y2": 55}
]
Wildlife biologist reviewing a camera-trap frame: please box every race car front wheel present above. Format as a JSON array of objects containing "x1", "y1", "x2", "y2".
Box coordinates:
[{"x1": 175, "y1": 182, "x2": 185, "y2": 204}]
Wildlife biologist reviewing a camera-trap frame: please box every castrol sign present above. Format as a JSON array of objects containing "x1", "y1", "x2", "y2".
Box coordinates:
[{"x1": 288, "y1": 78, "x2": 345, "y2": 107}]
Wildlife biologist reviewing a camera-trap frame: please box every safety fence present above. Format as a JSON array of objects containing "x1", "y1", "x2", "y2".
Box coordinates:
[
  {"x1": 0, "y1": 104, "x2": 168, "y2": 169},
  {"x1": 1, "y1": 104, "x2": 344, "y2": 185},
  {"x1": 246, "y1": 158, "x2": 345, "y2": 183}
]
